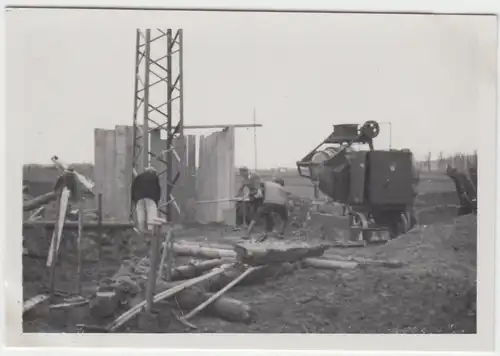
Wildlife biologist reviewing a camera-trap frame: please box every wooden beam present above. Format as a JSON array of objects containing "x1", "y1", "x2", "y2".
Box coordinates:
[
  {"x1": 23, "y1": 191, "x2": 57, "y2": 211},
  {"x1": 183, "y1": 124, "x2": 263, "y2": 130},
  {"x1": 114, "y1": 125, "x2": 131, "y2": 222}
]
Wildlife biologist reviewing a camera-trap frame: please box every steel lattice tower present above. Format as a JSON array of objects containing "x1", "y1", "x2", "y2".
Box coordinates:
[{"x1": 131, "y1": 29, "x2": 184, "y2": 222}]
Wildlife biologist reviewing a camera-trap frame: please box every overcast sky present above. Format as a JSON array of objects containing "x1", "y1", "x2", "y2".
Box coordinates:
[{"x1": 6, "y1": 9, "x2": 497, "y2": 169}]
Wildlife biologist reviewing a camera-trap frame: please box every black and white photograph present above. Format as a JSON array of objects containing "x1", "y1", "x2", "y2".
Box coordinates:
[{"x1": 3, "y1": 1, "x2": 498, "y2": 353}]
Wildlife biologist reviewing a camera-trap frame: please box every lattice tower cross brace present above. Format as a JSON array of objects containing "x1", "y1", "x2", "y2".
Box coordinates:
[{"x1": 131, "y1": 28, "x2": 184, "y2": 222}]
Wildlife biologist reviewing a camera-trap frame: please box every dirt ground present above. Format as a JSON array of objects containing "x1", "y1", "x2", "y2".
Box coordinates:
[{"x1": 22, "y1": 173, "x2": 476, "y2": 334}]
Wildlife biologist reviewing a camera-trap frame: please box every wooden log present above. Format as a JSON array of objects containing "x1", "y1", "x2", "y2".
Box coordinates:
[
  {"x1": 106, "y1": 263, "x2": 235, "y2": 332},
  {"x1": 172, "y1": 243, "x2": 237, "y2": 259},
  {"x1": 301, "y1": 258, "x2": 358, "y2": 270},
  {"x1": 197, "y1": 261, "x2": 298, "y2": 293},
  {"x1": 155, "y1": 281, "x2": 254, "y2": 324},
  {"x1": 233, "y1": 241, "x2": 331, "y2": 266},
  {"x1": 23, "y1": 294, "x2": 49, "y2": 314},
  {"x1": 180, "y1": 240, "x2": 404, "y2": 268},
  {"x1": 170, "y1": 259, "x2": 227, "y2": 281},
  {"x1": 181, "y1": 266, "x2": 261, "y2": 322},
  {"x1": 23, "y1": 191, "x2": 57, "y2": 212},
  {"x1": 130, "y1": 258, "x2": 228, "y2": 282}
]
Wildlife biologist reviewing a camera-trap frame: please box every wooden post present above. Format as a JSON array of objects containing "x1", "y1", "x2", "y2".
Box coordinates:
[
  {"x1": 165, "y1": 230, "x2": 175, "y2": 281},
  {"x1": 157, "y1": 228, "x2": 173, "y2": 282},
  {"x1": 96, "y1": 194, "x2": 103, "y2": 283},
  {"x1": 76, "y1": 197, "x2": 84, "y2": 295},
  {"x1": 145, "y1": 226, "x2": 160, "y2": 313},
  {"x1": 48, "y1": 193, "x2": 62, "y2": 301}
]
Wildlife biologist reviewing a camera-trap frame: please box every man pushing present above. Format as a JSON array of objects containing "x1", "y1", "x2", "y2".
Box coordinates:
[
  {"x1": 245, "y1": 177, "x2": 290, "y2": 242},
  {"x1": 236, "y1": 166, "x2": 262, "y2": 227}
]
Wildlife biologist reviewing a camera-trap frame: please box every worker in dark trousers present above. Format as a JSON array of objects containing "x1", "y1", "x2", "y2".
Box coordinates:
[
  {"x1": 131, "y1": 166, "x2": 164, "y2": 232},
  {"x1": 245, "y1": 177, "x2": 289, "y2": 242},
  {"x1": 236, "y1": 166, "x2": 262, "y2": 227}
]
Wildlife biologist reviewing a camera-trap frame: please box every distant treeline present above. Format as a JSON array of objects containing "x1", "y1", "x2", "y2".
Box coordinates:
[{"x1": 416, "y1": 152, "x2": 478, "y2": 173}]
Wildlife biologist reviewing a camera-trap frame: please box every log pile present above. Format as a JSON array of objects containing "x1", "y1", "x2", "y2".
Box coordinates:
[{"x1": 75, "y1": 238, "x2": 403, "y2": 332}]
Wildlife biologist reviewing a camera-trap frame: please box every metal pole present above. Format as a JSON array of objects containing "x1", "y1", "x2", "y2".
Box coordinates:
[
  {"x1": 179, "y1": 30, "x2": 184, "y2": 134},
  {"x1": 131, "y1": 29, "x2": 140, "y2": 174},
  {"x1": 130, "y1": 30, "x2": 141, "y2": 219},
  {"x1": 166, "y1": 29, "x2": 173, "y2": 222},
  {"x1": 253, "y1": 107, "x2": 257, "y2": 170},
  {"x1": 142, "y1": 29, "x2": 151, "y2": 170}
]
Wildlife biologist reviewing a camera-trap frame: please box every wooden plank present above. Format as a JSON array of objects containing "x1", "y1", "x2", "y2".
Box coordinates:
[
  {"x1": 215, "y1": 132, "x2": 225, "y2": 223},
  {"x1": 103, "y1": 130, "x2": 117, "y2": 221},
  {"x1": 205, "y1": 133, "x2": 219, "y2": 223},
  {"x1": 195, "y1": 130, "x2": 237, "y2": 224},
  {"x1": 185, "y1": 135, "x2": 197, "y2": 222},
  {"x1": 195, "y1": 135, "x2": 207, "y2": 224},
  {"x1": 94, "y1": 129, "x2": 107, "y2": 196},
  {"x1": 114, "y1": 125, "x2": 129, "y2": 222},
  {"x1": 219, "y1": 128, "x2": 236, "y2": 225}
]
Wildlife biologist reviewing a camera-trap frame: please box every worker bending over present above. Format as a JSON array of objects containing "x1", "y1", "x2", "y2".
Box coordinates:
[
  {"x1": 246, "y1": 177, "x2": 289, "y2": 242},
  {"x1": 131, "y1": 166, "x2": 164, "y2": 232}
]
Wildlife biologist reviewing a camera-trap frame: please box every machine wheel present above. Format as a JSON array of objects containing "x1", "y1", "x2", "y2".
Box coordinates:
[
  {"x1": 349, "y1": 212, "x2": 372, "y2": 242},
  {"x1": 388, "y1": 212, "x2": 409, "y2": 240}
]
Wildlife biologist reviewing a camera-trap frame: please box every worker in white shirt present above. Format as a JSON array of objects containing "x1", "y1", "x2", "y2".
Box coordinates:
[{"x1": 245, "y1": 177, "x2": 289, "y2": 242}]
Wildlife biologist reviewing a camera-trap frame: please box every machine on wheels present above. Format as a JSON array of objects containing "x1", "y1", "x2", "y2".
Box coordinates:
[{"x1": 296, "y1": 120, "x2": 418, "y2": 242}]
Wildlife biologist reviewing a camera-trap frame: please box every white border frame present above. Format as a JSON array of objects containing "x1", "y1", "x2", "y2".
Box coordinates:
[{"x1": 1, "y1": 0, "x2": 498, "y2": 354}]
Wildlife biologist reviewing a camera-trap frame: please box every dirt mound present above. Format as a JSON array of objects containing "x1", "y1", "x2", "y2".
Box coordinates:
[
  {"x1": 362, "y1": 214, "x2": 476, "y2": 279},
  {"x1": 219, "y1": 215, "x2": 477, "y2": 334}
]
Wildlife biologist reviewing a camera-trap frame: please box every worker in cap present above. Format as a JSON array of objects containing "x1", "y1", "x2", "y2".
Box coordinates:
[
  {"x1": 236, "y1": 166, "x2": 262, "y2": 227},
  {"x1": 131, "y1": 165, "x2": 164, "y2": 232},
  {"x1": 246, "y1": 178, "x2": 289, "y2": 242}
]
